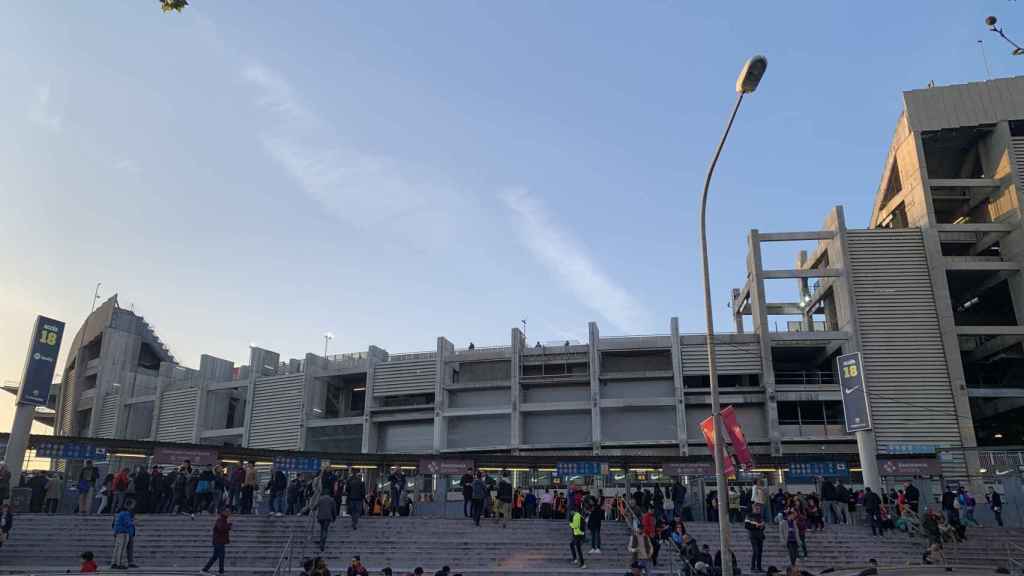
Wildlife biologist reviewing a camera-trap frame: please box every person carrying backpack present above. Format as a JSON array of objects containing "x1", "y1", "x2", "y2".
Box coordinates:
[{"x1": 496, "y1": 471, "x2": 513, "y2": 528}]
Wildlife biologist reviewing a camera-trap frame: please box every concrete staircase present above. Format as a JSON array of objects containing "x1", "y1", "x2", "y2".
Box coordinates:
[{"x1": 0, "y1": 514, "x2": 1020, "y2": 575}]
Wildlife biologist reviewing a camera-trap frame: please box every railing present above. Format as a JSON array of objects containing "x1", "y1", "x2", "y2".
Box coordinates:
[
  {"x1": 453, "y1": 344, "x2": 512, "y2": 354},
  {"x1": 779, "y1": 423, "x2": 850, "y2": 439},
  {"x1": 328, "y1": 351, "x2": 368, "y2": 362},
  {"x1": 386, "y1": 351, "x2": 436, "y2": 362},
  {"x1": 979, "y1": 450, "x2": 1024, "y2": 469},
  {"x1": 272, "y1": 513, "x2": 318, "y2": 576},
  {"x1": 775, "y1": 371, "x2": 836, "y2": 386}
]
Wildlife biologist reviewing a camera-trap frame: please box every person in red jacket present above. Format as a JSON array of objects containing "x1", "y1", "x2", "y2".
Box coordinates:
[
  {"x1": 79, "y1": 551, "x2": 97, "y2": 573},
  {"x1": 201, "y1": 508, "x2": 232, "y2": 574}
]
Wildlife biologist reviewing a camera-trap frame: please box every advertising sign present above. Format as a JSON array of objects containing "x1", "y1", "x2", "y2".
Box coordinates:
[
  {"x1": 555, "y1": 461, "x2": 609, "y2": 477},
  {"x1": 837, "y1": 352, "x2": 872, "y2": 433},
  {"x1": 885, "y1": 444, "x2": 938, "y2": 455},
  {"x1": 272, "y1": 456, "x2": 322, "y2": 472},
  {"x1": 35, "y1": 441, "x2": 107, "y2": 461},
  {"x1": 721, "y1": 405, "x2": 754, "y2": 467},
  {"x1": 878, "y1": 458, "x2": 941, "y2": 477},
  {"x1": 699, "y1": 415, "x2": 736, "y2": 476},
  {"x1": 785, "y1": 461, "x2": 850, "y2": 482},
  {"x1": 152, "y1": 446, "x2": 220, "y2": 466},
  {"x1": 17, "y1": 316, "x2": 65, "y2": 406},
  {"x1": 662, "y1": 462, "x2": 715, "y2": 477},
  {"x1": 418, "y1": 458, "x2": 475, "y2": 476}
]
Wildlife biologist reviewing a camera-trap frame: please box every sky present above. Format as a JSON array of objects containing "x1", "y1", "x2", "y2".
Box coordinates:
[{"x1": 1, "y1": 1, "x2": 1021, "y2": 432}]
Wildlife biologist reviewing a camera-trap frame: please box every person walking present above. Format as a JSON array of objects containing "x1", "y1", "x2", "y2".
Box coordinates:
[
  {"x1": 460, "y1": 468, "x2": 474, "y2": 518},
  {"x1": 111, "y1": 468, "x2": 130, "y2": 514},
  {"x1": 834, "y1": 482, "x2": 850, "y2": 524},
  {"x1": 959, "y1": 489, "x2": 980, "y2": 526},
  {"x1": 345, "y1": 473, "x2": 366, "y2": 530},
  {"x1": 201, "y1": 508, "x2": 232, "y2": 574},
  {"x1": 569, "y1": 506, "x2": 586, "y2": 568},
  {"x1": 241, "y1": 462, "x2": 257, "y2": 515},
  {"x1": 671, "y1": 479, "x2": 687, "y2": 521},
  {"x1": 111, "y1": 508, "x2": 134, "y2": 570},
  {"x1": 986, "y1": 487, "x2": 1003, "y2": 527},
  {"x1": 784, "y1": 510, "x2": 800, "y2": 567},
  {"x1": 496, "y1": 471, "x2": 513, "y2": 528},
  {"x1": 903, "y1": 481, "x2": 920, "y2": 514},
  {"x1": 76, "y1": 460, "x2": 99, "y2": 514},
  {"x1": 0, "y1": 464, "x2": 10, "y2": 511},
  {"x1": 268, "y1": 468, "x2": 288, "y2": 517},
  {"x1": 587, "y1": 499, "x2": 603, "y2": 554},
  {"x1": 863, "y1": 487, "x2": 883, "y2": 536},
  {"x1": 746, "y1": 504, "x2": 766, "y2": 573},
  {"x1": 0, "y1": 503, "x2": 12, "y2": 548},
  {"x1": 45, "y1": 473, "x2": 64, "y2": 514},
  {"x1": 316, "y1": 492, "x2": 337, "y2": 552},
  {"x1": 388, "y1": 468, "x2": 405, "y2": 518},
  {"x1": 627, "y1": 527, "x2": 653, "y2": 573},
  {"x1": 470, "y1": 472, "x2": 487, "y2": 527}
]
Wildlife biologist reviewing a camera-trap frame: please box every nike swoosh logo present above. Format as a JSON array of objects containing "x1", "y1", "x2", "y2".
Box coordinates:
[{"x1": 845, "y1": 386, "x2": 861, "y2": 394}]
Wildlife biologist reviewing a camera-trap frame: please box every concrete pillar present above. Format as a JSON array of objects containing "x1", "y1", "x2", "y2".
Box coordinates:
[
  {"x1": 5, "y1": 403, "x2": 35, "y2": 480},
  {"x1": 588, "y1": 322, "x2": 601, "y2": 454},
  {"x1": 731, "y1": 289, "x2": 745, "y2": 333},
  {"x1": 670, "y1": 317, "x2": 688, "y2": 456},
  {"x1": 433, "y1": 337, "x2": 454, "y2": 454},
  {"x1": 362, "y1": 346, "x2": 387, "y2": 454},
  {"x1": 797, "y1": 250, "x2": 813, "y2": 331},
  {"x1": 510, "y1": 328, "x2": 525, "y2": 452},
  {"x1": 748, "y1": 230, "x2": 782, "y2": 456},
  {"x1": 241, "y1": 347, "x2": 279, "y2": 448},
  {"x1": 830, "y1": 206, "x2": 882, "y2": 492}
]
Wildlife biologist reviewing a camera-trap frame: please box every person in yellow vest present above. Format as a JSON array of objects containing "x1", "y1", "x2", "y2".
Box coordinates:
[{"x1": 569, "y1": 508, "x2": 586, "y2": 568}]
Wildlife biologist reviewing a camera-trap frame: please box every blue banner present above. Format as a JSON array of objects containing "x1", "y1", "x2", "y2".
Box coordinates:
[
  {"x1": 35, "y1": 441, "x2": 107, "y2": 461},
  {"x1": 273, "y1": 456, "x2": 321, "y2": 472},
  {"x1": 785, "y1": 461, "x2": 850, "y2": 482},
  {"x1": 885, "y1": 444, "x2": 937, "y2": 455},
  {"x1": 17, "y1": 316, "x2": 65, "y2": 406},
  {"x1": 556, "y1": 461, "x2": 608, "y2": 477}
]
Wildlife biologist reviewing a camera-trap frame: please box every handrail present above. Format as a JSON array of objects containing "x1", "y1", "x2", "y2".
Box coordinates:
[
  {"x1": 272, "y1": 514, "x2": 319, "y2": 576},
  {"x1": 1008, "y1": 541, "x2": 1024, "y2": 575},
  {"x1": 272, "y1": 529, "x2": 297, "y2": 576}
]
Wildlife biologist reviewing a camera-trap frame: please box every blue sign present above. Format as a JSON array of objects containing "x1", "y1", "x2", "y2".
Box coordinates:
[
  {"x1": 273, "y1": 456, "x2": 321, "y2": 472},
  {"x1": 785, "y1": 461, "x2": 850, "y2": 482},
  {"x1": 885, "y1": 444, "x2": 937, "y2": 455},
  {"x1": 17, "y1": 316, "x2": 65, "y2": 406},
  {"x1": 837, "y1": 352, "x2": 872, "y2": 433},
  {"x1": 35, "y1": 441, "x2": 107, "y2": 461},
  {"x1": 556, "y1": 461, "x2": 609, "y2": 477}
]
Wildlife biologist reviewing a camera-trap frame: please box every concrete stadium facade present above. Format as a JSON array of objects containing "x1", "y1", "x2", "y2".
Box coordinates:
[{"x1": 23, "y1": 76, "x2": 1024, "y2": 483}]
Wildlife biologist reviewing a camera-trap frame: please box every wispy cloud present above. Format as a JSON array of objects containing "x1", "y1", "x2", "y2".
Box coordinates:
[
  {"x1": 242, "y1": 62, "x2": 456, "y2": 250},
  {"x1": 501, "y1": 188, "x2": 650, "y2": 332},
  {"x1": 28, "y1": 84, "x2": 62, "y2": 132},
  {"x1": 113, "y1": 159, "x2": 139, "y2": 174},
  {"x1": 241, "y1": 63, "x2": 312, "y2": 123}
]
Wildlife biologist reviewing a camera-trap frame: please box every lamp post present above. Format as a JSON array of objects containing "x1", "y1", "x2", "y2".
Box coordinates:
[
  {"x1": 323, "y1": 332, "x2": 334, "y2": 359},
  {"x1": 699, "y1": 55, "x2": 767, "y2": 576}
]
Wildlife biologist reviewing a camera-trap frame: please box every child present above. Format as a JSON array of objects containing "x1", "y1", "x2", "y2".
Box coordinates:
[{"x1": 80, "y1": 551, "x2": 98, "y2": 572}]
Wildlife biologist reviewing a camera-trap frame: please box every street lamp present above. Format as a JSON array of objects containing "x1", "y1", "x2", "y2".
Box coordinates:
[
  {"x1": 698, "y1": 54, "x2": 767, "y2": 576},
  {"x1": 323, "y1": 332, "x2": 334, "y2": 359}
]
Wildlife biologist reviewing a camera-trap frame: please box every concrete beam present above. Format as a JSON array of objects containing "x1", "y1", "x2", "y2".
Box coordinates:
[
  {"x1": 970, "y1": 231, "x2": 1012, "y2": 255},
  {"x1": 944, "y1": 258, "x2": 1022, "y2": 271},
  {"x1": 770, "y1": 331, "x2": 849, "y2": 342},
  {"x1": 966, "y1": 387, "x2": 1024, "y2": 398},
  {"x1": 928, "y1": 178, "x2": 1001, "y2": 188},
  {"x1": 760, "y1": 268, "x2": 842, "y2": 279},
  {"x1": 967, "y1": 334, "x2": 1024, "y2": 362},
  {"x1": 598, "y1": 397, "x2": 674, "y2": 409},
  {"x1": 955, "y1": 325, "x2": 1024, "y2": 336},
  {"x1": 520, "y1": 401, "x2": 590, "y2": 413},
  {"x1": 935, "y1": 223, "x2": 1016, "y2": 233},
  {"x1": 758, "y1": 231, "x2": 837, "y2": 242}
]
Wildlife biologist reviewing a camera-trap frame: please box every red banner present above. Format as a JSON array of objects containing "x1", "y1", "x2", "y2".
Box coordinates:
[
  {"x1": 721, "y1": 405, "x2": 754, "y2": 467},
  {"x1": 699, "y1": 415, "x2": 735, "y2": 476}
]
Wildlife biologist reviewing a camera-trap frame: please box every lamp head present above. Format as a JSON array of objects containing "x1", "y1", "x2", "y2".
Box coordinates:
[
  {"x1": 986, "y1": 15, "x2": 998, "y2": 29},
  {"x1": 736, "y1": 55, "x2": 768, "y2": 94}
]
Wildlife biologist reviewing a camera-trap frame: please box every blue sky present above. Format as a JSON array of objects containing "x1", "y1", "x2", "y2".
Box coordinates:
[{"x1": 1, "y1": 1, "x2": 1020, "y2": 428}]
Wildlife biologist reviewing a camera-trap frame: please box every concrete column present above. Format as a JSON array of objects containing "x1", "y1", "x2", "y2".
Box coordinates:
[
  {"x1": 588, "y1": 322, "x2": 601, "y2": 454},
  {"x1": 731, "y1": 289, "x2": 745, "y2": 333},
  {"x1": 193, "y1": 379, "x2": 209, "y2": 444},
  {"x1": 510, "y1": 328, "x2": 524, "y2": 452},
  {"x1": 921, "y1": 226, "x2": 980, "y2": 479},
  {"x1": 797, "y1": 250, "x2": 813, "y2": 331},
  {"x1": 362, "y1": 346, "x2": 387, "y2": 454},
  {"x1": 830, "y1": 206, "x2": 882, "y2": 492},
  {"x1": 433, "y1": 337, "x2": 454, "y2": 454},
  {"x1": 241, "y1": 347, "x2": 279, "y2": 448},
  {"x1": 5, "y1": 403, "x2": 35, "y2": 480},
  {"x1": 748, "y1": 230, "x2": 782, "y2": 455},
  {"x1": 670, "y1": 317, "x2": 688, "y2": 456}
]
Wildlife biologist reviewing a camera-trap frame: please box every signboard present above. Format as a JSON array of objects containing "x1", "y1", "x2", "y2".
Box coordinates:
[
  {"x1": 555, "y1": 461, "x2": 609, "y2": 477},
  {"x1": 17, "y1": 316, "x2": 65, "y2": 406},
  {"x1": 272, "y1": 456, "x2": 321, "y2": 472},
  {"x1": 35, "y1": 441, "x2": 107, "y2": 461},
  {"x1": 884, "y1": 444, "x2": 937, "y2": 455},
  {"x1": 418, "y1": 458, "x2": 474, "y2": 476},
  {"x1": 662, "y1": 462, "x2": 715, "y2": 477},
  {"x1": 785, "y1": 461, "x2": 850, "y2": 482},
  {"x1": 152, "y1": 446, "x2": 220, "y2": 466},
  {"x1": 837, "y1": 352, "x2": 872, "y2": 433},
  {"x1": 879, "y1": 458, "x2": 941, "y2": 477}
]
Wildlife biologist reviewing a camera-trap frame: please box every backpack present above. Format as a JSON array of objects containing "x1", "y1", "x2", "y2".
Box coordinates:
[
  {"x1": 498, "y1": 480, "x2": 513, "y2": 502},
  {"x1": 196, "y1": 480, "x2": 210, "y2": 494}
]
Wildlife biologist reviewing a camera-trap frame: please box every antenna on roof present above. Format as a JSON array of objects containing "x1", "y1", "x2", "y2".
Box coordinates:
[{"x1": 978, "y1": 40, "x2": 993, "y2": 80}]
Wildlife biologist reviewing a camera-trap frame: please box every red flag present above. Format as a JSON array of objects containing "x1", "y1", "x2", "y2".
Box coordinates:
[
  {"x1": 721, "y1": 405, "x2": 754, "y2": 467},
  {"x1": 699, "y1": 415, "x2": 735, "y2": 476}
]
